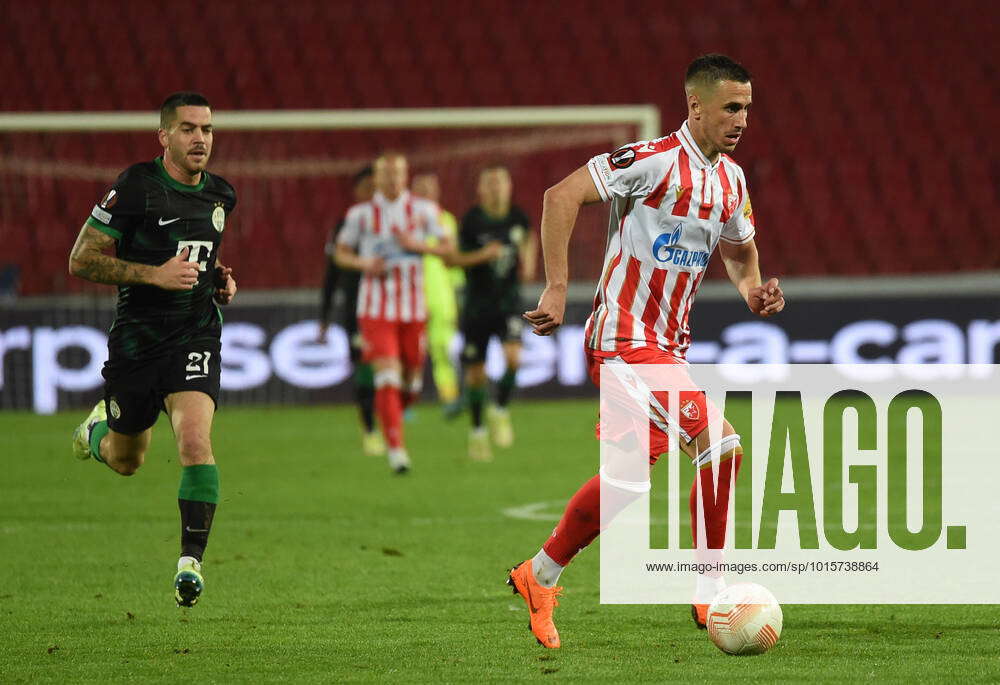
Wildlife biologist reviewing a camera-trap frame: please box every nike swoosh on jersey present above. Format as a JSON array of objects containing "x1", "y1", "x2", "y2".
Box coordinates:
[
  {"x1": 185, "y1": 374, "x2": 208, "y2": 380},
  {"x1": 158, "y1": 217, "x2": 181, "y2": 226}
]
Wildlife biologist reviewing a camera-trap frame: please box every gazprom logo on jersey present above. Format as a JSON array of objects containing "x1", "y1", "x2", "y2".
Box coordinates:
[{"x1": 652, "y1": 225, "x2": 709, "y2": 268}]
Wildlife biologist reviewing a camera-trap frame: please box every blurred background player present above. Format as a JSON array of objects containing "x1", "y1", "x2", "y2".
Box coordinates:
[
  {"x1": 318, "y1": 165, "x2": 384, "y2": 456},
  {"x1": 449, "y1": 166, "x2": 535, "y2": 461},
  {"x1": 68, "y1": 92, "x2": 238, "y2": 608},
  {"x1": 411, "y1": 172, "x2": 464, "y2": 406},
  {"x1": 510, "y1": 55, "x2": 785, "y2": 648},
  {"x1": 335, "y1": 154, "x2": 453, "y2": 473}
]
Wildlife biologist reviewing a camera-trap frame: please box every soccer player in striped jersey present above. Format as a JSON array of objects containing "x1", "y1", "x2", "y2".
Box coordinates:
[
  {"x1": 319, "y1": 166, "x2": 384, "y2": 457},
  {"x1": 507, "y1": 54, "x2": 785, "y2": 648},
  {"x1": 335, "y1": 154, "x2": 453, "y2": 473}
]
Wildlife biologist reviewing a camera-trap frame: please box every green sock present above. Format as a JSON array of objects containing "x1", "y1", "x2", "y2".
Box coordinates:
[
  {"x1": 178, "y1": 464, "x2": 220, "y2": 503},
  {"x1": 468, "y1": 386, "x2": 487, "y2": 428},
  {"x1": 178, "y1": 464, "x2": 220, "y2": 561},
  {"x1": 89, "y1": 421, "x2": 109, "y2": 463},
  {"x1": 355, "y1": 362, "x2": 375, "y2": 389},
  {"x1": 496, "y1": 368, "x2": 517, "y2": 407}
]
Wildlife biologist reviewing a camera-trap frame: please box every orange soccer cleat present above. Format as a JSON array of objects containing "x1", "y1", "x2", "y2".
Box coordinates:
[
  {"x1": 507, "y1": 560, "x2": 562, "y2": 648},
  {"x1": 691, "y1": 603, "x2": 709, "y2": 629}
]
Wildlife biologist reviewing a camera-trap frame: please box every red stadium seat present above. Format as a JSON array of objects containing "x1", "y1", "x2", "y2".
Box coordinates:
[{"x1": 1, "y1": 0, "x2": 995, "y2": 292}]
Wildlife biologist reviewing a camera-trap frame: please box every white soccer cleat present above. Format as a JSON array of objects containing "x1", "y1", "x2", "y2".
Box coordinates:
[
  {"x1": 468, "y1": 427, "x2": 493, "y2": 462},
  {"x1": 72, "y1": 400, "x2": 107, "y2": 461},
  {"x1": 174, "y1": 556, "x2": 204, "y2": 607},
  {"x1": 361, "y1": 430, "x2": 386, "y2": 457},
  {"x1": 387, "y1": 447, "x2": 411, "y2": 474},
  {"x1": 487, "y1": 406, "x2": 514, "y2": 448}
]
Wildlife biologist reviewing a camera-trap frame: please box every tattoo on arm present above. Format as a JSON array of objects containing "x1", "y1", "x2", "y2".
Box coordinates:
[{"x1": 68, "y1": 225, "x2": 155, "y2": 286}]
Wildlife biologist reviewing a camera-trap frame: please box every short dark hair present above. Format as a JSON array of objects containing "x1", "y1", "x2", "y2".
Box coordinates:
[
  {"x1": 685, "y1": 54, "x2": 751, "y2": 93},
  {"x1": 160, "y1": 92, "x2": 211, "y2": 129},
  {"x1": 353, "y1": 165, "x2": 373, "y2": 187}
]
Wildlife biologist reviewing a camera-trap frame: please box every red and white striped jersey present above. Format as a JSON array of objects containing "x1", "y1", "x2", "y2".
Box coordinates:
[
  {"x1": 584, "y1": 120, "x2": 757, "y2": 359},
  {"x1": 337, "y1": 190, "x2": 445, "y2": 322}
]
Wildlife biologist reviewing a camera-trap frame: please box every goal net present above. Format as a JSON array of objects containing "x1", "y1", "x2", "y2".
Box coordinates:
[{"x1": 0, "y1": 106, "x2": 660, "y2": 296}]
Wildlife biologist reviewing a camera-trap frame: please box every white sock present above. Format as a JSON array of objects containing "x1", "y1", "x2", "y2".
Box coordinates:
[
  {"x1": 531, "y1": 548, "x2": 564, "y2": 588},
  {"x1": 694, "y1": 573, "x2": 726, "y2": 604},
  {"x1": 177, "y1": 555, "x2": 200, "y2": 572}
]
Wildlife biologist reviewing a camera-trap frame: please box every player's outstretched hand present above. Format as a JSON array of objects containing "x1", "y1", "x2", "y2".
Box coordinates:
[
  {"x1": 213, "y1": 264, "x2": 237, "y2": 305},
  {"x1": 524, "y1": 285, "x2": 566, "y2": 336},
  {"x1": 747, "y1": 277, "x2": 785, "y2": 317},
  {"x1": 153, "y1": 247, "x2": 199, "y2": 290}
]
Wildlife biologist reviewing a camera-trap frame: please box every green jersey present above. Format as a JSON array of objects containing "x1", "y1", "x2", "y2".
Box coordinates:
[
  {"x1": 85, "y1": 157, "x2": 237, "y2": 361},
  {"x1": 459, "y1": 204, "x2": 531, "y2": 314}
]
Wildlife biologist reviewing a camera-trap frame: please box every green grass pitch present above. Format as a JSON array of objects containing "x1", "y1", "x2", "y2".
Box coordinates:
[{"x1": 2, "y1": 399, "x2": 998, "y2": 682}]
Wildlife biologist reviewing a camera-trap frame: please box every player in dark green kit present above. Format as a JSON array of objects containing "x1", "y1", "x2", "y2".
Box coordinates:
[
  {"x1": 451, "y1": 166, "x2": 536, "y2": 461},
  {"x1": 68, "y1": 92, "x2": 237, "y2": 607}
]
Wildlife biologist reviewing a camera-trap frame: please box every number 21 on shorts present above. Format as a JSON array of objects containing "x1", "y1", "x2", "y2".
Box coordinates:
[{"x1": 185, "y1": 351, "x2": 211, "y2": 380}]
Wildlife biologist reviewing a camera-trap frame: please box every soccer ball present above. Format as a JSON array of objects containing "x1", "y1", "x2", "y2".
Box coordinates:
[{"x1": 706, "y1": 582, "x2": 783, "y2": 655}]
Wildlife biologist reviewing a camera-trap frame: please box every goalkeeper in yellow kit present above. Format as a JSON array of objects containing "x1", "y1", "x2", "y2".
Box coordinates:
[{"x1": 412, "y1": 173, "x2": 463, "y2": 405}]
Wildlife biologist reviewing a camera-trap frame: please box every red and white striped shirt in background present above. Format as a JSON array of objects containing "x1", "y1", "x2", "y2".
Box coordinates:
[
  {"x1": 584, "y1": 120, "x2": 757, "y2": 359},
  {"x1": 337, "y1": 190, "x2": 445, "y2": 322}
]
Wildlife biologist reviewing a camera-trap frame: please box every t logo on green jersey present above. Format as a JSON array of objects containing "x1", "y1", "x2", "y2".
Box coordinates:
[{"x1": 177, "y1": 241, "x2": 214, "y2": 271}]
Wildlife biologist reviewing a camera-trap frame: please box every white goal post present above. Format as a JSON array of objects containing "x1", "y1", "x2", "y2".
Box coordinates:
[{"x1": 0, "y1": 105, "x2": 661, "y2": 138}]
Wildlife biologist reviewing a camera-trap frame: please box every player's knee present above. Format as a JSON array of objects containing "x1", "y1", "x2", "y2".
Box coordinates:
[
  {"x1": 465, "y1": 364, "x2": 487, "y2": 386},
  {"x1": 177, "y1": 433, "x2": 213, "y2": 463},
  {"x1": 374, "y1": 367, "x2": 402, "y2": 389},
  {"x1": 111, "y1": 450, "x2": 145, "y2": 476},
  {"x1": 597, "y1": 466, "x2": 651, "y2": 529},
  {"x1": 104, "y1": 436, "x2": 146, "y2": 475},
  {"x1": 599, "y1": 466, "x2": 651, "y2": 495}
]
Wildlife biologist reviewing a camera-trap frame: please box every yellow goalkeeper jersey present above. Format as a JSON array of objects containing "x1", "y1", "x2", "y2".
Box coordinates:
[{"x1": 423, "y1": 208, "x2": 464, "y2": 319}]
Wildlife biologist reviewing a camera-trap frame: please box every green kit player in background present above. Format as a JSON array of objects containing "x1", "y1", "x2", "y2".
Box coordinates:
[
  {"x1": 68, "y1": 92, "x2": 238, "y2": 608},
  {"x1": 450, "y1": 166, "x2": 536, "y2": 461}
]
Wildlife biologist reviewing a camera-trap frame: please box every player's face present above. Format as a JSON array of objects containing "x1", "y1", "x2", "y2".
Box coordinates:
[
  {"x1": 478, "y1": 168, "x2": 512, "y2": 207},
  {"x1": 159, "y1": 105, "x2": 213, "y2": 175},
  {"x1": 375, "y1": 156, "x2": 408, "y2": 199},
  {"x1": 700, "y1": 80, "x2": 752, "y2": 156}
]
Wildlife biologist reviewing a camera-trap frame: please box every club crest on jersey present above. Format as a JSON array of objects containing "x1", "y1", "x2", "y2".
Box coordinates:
[
  {"x1": 510, "y1": 225, "x2": 526, "y2": 245},
  {"x1": 100, "y1": 189, "x2": 118, "y2": 209},
  {"x1": 212, "y1": 204, "x2": 225, "y2": 232},
  {"x1": 725, "y1": 192, "x2": 738, "y2": 216},
  {"x1": 680, "y1": 399, "x2": 700, "y2": 421},
  {"x1": 109, "y1": 398, "x2": 121, "y2": 420},
  {"x1": 609, "y1": 146, "x2": 636, "y2": 169}
]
